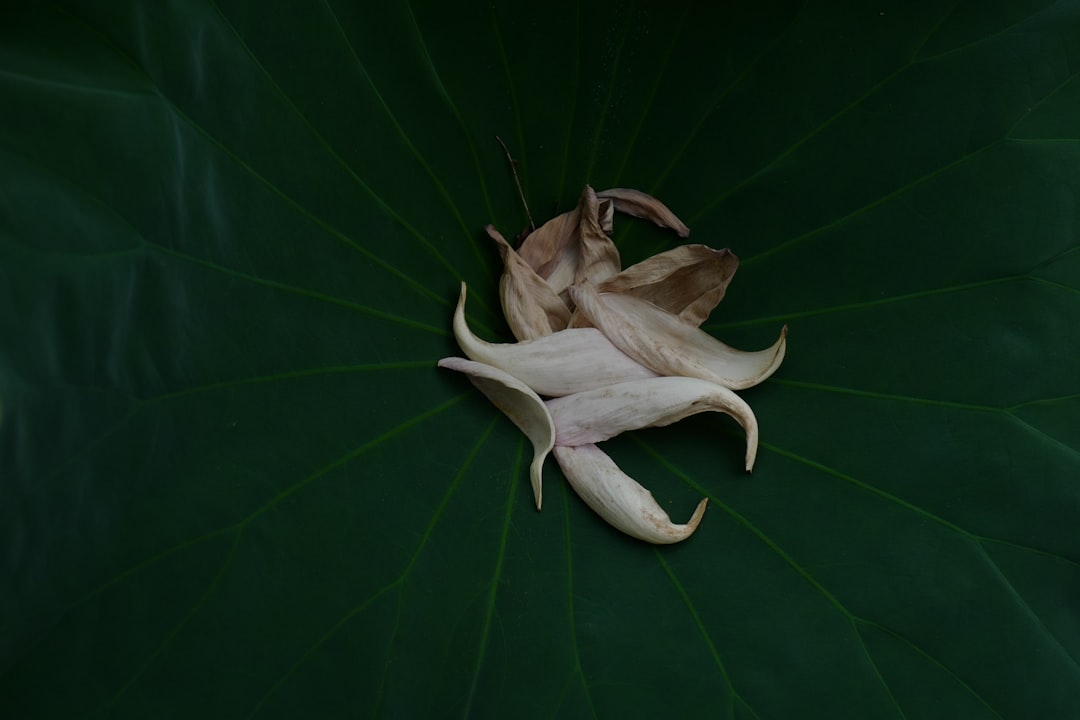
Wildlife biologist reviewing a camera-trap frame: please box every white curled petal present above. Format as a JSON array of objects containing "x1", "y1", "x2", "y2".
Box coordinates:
[
  {"x1": 437, "y1": 357, "x2": 554, "y2": 509},
  {"x1": 570, "y1": 283, "x2": 787, "y2": 390},
  {"x1": 452, "y1": 282, "x2": 657, "y2": 397},
  {"x1": 554, "y1": 444, "x2": 707, "y2": 544},
  {"x1": 546, "y1": 376, "x2": 758, "y2": 471}
]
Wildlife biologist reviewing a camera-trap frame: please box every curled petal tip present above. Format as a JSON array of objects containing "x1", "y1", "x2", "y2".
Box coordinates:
[
  {"x1": 687, "y1": 498, "x2": 709, "y2": 528},
  {"x1": 437, "y1": 357, "x2": 555, "y2": 512},
  {"x1": 596, "y1": 188, "x2": 691, "y2": 238},
  {"x1": 554, "y1": 444, "x2": 706, "y2": 544},
  {"x1": 745, "y1": 420, "x2": 759, "y2": 472},
  {"x1": 530, "y1": 455, "x2": 545, "y2": 510},
  {"x1": 570, "y1": 283, "x2": 787, "y2": 390}
]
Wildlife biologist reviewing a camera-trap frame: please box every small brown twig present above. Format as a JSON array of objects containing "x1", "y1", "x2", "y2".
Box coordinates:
[{"x1": 495, "y1": 135, "x2": 536, "y2": 234}]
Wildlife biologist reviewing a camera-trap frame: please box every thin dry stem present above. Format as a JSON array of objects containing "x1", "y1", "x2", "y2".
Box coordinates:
[{"x1": 495, "y1": 134, "x2": 536, "y2": 234}]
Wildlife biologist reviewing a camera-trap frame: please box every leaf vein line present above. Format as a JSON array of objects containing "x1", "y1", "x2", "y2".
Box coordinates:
[
  {"x1": 977, "y1": 547, "x2": 1080, "y2": 675},
  {"x1": 556, "y1": 0, "x2": 583, "y2": 201},
  {"x1": 584, "y1": 1, "x2": 635, "y2": 182},
  {"x1": 611, "y1": 2, "x2": 687, "y2": 187},
  {"x1": 47, "y1": 394, "x2": 467, "y2": 632},
  {"x1": 648, "y1": 1, "x2": 806, "y2": 196},
  {"x1": 741, "y1": 139, "x2": 1003, "y2": 267},
  {"x1": 707, "y1": 276, "x2": 1022, "y2": 330},
  {"x1": 145, "y1": 362, "x2": 438, "y2": 404},
  {"x1": 688, "y1": 62, "x2": 911, "y2": 228},
  {"x1": 914, "y1": 4, "x2": 1060, "y2": 65},
  {"x1": 238, "y1": 394, "x2": 467, "y2": 530},
  {"x1": 99, "y1": 531, "x2": 242, "y2": 715},
  {"x1": 152, "y1": 244, "x2": 449, "y2": 336},
  {"x1": 636, "y1": 438, "x2": 850, "y2": 616},
  {"x1": 53, "y1": 2, "x2": 465, "y2": 314},
  {"x1": 770, "y1": 379, "x2": 1002, "y2": 412},
  {"x1": 252, "y1": 419, "x2": 498, "y2": 719},
  {"x1": 655, "y1": 551, "x2": 750, "y2": 717},
  {"x1": 854, "y1": 620, "x2": 1008, "y2": 720},
  {"x1": 488, "y1": 4, "x2": 530, "y2": 209},
  {"x1": 320, "y1": 0, "x2": 492, "y2": 280},
  {"x1": 641, "y1": 437, "x2": 1020, "y2": 717},
  {"x1": 561, "y1": 485, "x2": 599, "y2": 720},
  {"x1": 762, "y1": 440, "x2": 1080, "y2": 567},
  {"x1": 246, "y1": 581, "x2": 401, "y2": 720},
  {"x1": 462, "y1": 435, "x2": 522, "y2": 718},
  {"x1": 847, "y1": 619, "x2": 907, "y2": 720},
  {"x1": 402, "y1": 1, "x2": 498, "y2": 226}
]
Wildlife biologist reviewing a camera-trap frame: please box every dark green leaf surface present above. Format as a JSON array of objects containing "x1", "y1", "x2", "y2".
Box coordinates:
[{"x1": 3, "y1": 1, "x2": 1079, "y2": 717}]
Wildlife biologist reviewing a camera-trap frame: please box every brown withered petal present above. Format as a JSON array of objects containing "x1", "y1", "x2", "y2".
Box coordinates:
[
  {"x1": 574, "y1": 186, "x2": 622, "y2": 287},
  {"x1": 598, "y1": 197, "x2": 614, "y2": 234},
  {"x1": 570, "y1": 282, "x2": 787, "y2": 391},
  {"x1": 487, "y1": 224, "x2": 571, "y2": 340},
  {"x1": 596, "y1": 188, "x2": 691, "y2": 238},
  {"x1": 595, "y1": 244, "x2": 739, "y2": 328},
  {"x1": 515, "y1": 201, "x2": 581, "y2": 292}
]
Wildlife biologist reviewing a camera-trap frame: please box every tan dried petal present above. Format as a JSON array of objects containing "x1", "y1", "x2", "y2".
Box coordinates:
[
  {"x1": 487, "y1": 224, "x2": 571, "y2": 340},
  {"x1": 451, "y1": 282, "x2": 657, "y2": 397},
  {"x1": 554, "y1": 444, "x2": 707, "y2": 544},
  {"x1": 516, "y1": 204, "x2": 581, "y2": 292},
  {"x1": 575, "y1": 185, "x2": 621, "y2": 286},
  {"x1": 546, "y1": 376, "x2": 759, "y2": 471},
  {"x1": 438, "y1": 357, "x2": 554, "y2": 509},
  {"x1": 598, "y1": 198, "x2": 614, "y2": 234},
  {"x1": 597, "y1": 187, "x2": 690, "y2": 238},
  {"x1": 570, "y1": 282, "x2": 787, "y2": 391},
  {"x1": 596, "y1": 245, "x2": 739, "y2": 327}
]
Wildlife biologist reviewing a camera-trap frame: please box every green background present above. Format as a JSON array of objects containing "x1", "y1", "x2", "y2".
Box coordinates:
[{"x1": 3, "y1": 1, "x2": 1079, "y2": 717}]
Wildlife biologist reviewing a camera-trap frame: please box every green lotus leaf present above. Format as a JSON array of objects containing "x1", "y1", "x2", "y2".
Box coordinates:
[{"x1": 2, "y1": 1, "x2": 1078, "y2": 718}]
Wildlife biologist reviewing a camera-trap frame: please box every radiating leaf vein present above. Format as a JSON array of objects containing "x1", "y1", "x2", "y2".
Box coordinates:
[
  {"x1": 319, "y1": 0, "x2": 493, "y2": 278},
  {"x1": 708, "y1": 276, "x2": 1022, "y2": 330},
  {"x1": 48, "y1": 3, "x2": 464, "y2": 315},
  {"x1": 250, "y1": 419, "x2": 498, "y2": 719},
  {"x1": 402, "y1": 0, "x2": 498, "y2": 225},
  {"x1": 561, "y1": 484, "x2": 599, "y2": 720},
  {"x1": 462, "y1": 436, "x2": 523, "y2": 718},
  {"x1": 583, "y1": 1, "x2": 635, "y2": 183},
  {"x1": 98, "y1": 531, "x2": 242, "y2": 715},
  {"x1": 655, "y1": 551, "x2": 759, "y2": 719},
  {"x1": 640, "y1": 438, "x2": 1006, "y2": 717},
  {"x1": 152, "y1": 244, "x2": 451, "y2": 336},
  {"x1": 647, "y1": 2, "x2": 805, "y2": 198}
]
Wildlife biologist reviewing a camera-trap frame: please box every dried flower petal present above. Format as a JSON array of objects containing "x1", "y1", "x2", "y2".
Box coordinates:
[
  {"x1": 570, "y1": 282, "x2": 787, "y2": 391},
  {"x1": 554, "y1": 444, "x2": 707, "y2": 544},
  {"x1": 515, "y1": 201, "x2": 581, "y2": 292},
  {"x1": 512, "y1": 186, "x2": 621, "y2": 296},
  {"x1": 438, "y1": 357, "x2": 554, "y2": 509},
  {"x1": 452, "y1": 282, "x2": 657, "y2": 397},
  {"x1": 546, "y1": 376, "x2": 759, "y2": 471},
  {"x1": 595, "y1": 244, "x2": 739, "y2": 327},
  {"x1": 487, "y1": 224, "x2": 571, "y2": 340},
  {"x1": 597, "y1": 187, "x2": 690, "y2": 238},
  {"x1": 574, "y1": 186, "x2": 621, "y2": 286},
  {"x1": 448, "y1": 183, "x2": 788, "y2": 544},
  {"x1": 598, "y1": 198, "x2": 615, "y2": 234}
]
